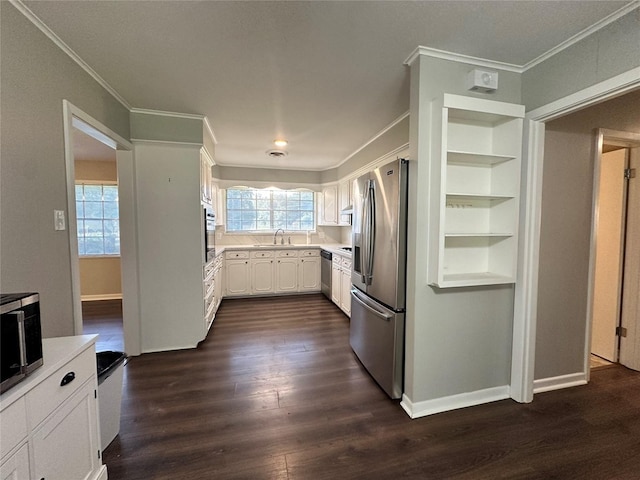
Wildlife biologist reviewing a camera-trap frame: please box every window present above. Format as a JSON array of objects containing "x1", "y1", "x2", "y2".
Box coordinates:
[
  {"x1": 226, "y1": 187, "x2": 315, "y2": 232},
  {"x1": 75, "y1": 183, "x2": 120, "y2": 256}
]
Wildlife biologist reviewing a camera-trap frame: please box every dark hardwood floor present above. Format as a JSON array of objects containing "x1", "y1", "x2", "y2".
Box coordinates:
[
  {"x1": 82, "y1": 299, "x2": 124, "y2": 352},
  {"x1": 102, "y1": 294, "x2": 640, "y2": 479}
]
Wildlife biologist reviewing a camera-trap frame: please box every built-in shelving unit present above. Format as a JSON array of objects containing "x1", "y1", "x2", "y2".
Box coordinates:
[{"x1": 428, "y1": 94, "x2": 524, "y2": 288}]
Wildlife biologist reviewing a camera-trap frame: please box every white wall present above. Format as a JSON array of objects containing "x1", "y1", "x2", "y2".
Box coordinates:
[{"x1": 0, "y1": 2, "x2": 130, "y2": 337}]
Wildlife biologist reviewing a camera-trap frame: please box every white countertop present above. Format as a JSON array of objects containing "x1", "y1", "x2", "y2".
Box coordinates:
[
  {"x1": 0, "y1": 334, "x2": 97, "y2": 409},
  {"x1": 216, "y1": 243, "x2": 351, "y2": 257}
]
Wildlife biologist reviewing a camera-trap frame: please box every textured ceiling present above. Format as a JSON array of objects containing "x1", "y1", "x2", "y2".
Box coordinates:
[{"x1": 23, "y1": 0, "x2": 632, "y2": 170}]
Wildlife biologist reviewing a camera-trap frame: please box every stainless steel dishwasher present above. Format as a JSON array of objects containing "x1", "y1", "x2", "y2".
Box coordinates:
[{"x1": 320, "y1": 249, "x2": 332, "y2": 299}]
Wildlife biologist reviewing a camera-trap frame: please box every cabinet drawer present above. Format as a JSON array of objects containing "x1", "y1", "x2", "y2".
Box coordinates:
[
  {"x1": 225, "y1": 250, "x2": 249, "y2": 259},
  {"x1": 276, "y1": 250, "x2": 299, "y2": 258},
  {"x1": 341, "y1": 258, "x2": 352, "y2": 270},
  {"x1": 332, "y1": 255, "x2": 342, "y2": 265},
  {"x1": 26, "y1": 347, "x2": 96, "y2": 428},
  {"x1": 300, "y1": 249, "x2": 319, "y2": 257},
  {"x1": 0, "y1": 397, "x2": 28, "y2": 458},
  {"x1": 250, "y1": 250, "x2": 274, "y2": 258}
]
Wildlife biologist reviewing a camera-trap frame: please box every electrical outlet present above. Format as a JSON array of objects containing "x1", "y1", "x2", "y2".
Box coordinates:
[{"x1": 54, "y1": 210, "x2": 66, "y2": 231}]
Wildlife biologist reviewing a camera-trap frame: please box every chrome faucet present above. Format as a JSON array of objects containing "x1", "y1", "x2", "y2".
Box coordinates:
[{"x1": 273, "y1": 228, "x2": 285, "y2": 244}]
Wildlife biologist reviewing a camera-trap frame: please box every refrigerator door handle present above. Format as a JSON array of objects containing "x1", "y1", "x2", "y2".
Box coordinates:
[
  {"x1": 366, "y1": 180, "x2": 376, "y2": 285},
  {"x1": 351, "y1": 289, "x2": 392, "y2": 320},
  {"x1": 360, "y1": 182, "x2": 369, "y2": 284}
]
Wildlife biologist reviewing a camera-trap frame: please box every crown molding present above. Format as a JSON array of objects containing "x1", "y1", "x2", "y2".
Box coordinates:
[
  {"x1": 203, "y1": 117, "x2": 218, "y2": 145},
  {"x1": 522, "y1": 1, "x2": 640, "y2": 71},
  {"x1": 129, "y1": 108, "x2": 204, "y2": 120},
  {"x1": 403, "y1": 46, "x2": 523, "y2": 73},
  {"x1": 335, "y1": 111, "x2": 410, "y2": 169},
  {"x1": 9, "y1": 0, "x2": 132, "y2": 110}
]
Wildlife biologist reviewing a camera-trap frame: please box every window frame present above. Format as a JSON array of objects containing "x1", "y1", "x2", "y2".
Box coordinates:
[
  {"x1": 75, "y1": 180, "x2": 121, "y2": 258},
  {"x1": 225, "y1": 186, "x2": 316, "y2": 234}
]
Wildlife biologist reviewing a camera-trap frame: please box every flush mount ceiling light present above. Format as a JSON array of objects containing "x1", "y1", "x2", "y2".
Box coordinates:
[
  {"x1": 266, "y1": 149, "x2": 288, "y2": 158},
  {"x1": 273, "y1": 139, "x2": 288, "y2": 148}
]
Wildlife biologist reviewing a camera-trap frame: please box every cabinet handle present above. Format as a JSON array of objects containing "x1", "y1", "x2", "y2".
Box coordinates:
[{"x1": 60, "y1": 371, "x2": 76, "y2": 386}]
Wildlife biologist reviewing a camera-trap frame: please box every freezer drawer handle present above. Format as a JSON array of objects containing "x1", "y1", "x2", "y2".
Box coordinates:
[{"x1": 351, "y1": 289, "x2": 392, "y2": 320}]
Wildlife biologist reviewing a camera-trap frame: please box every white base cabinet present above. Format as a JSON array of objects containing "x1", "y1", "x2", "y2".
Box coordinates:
[
  {"x1": 331, "y1": 252, "x2": 352, "y2": 316},
  {"x1": 0, "y1": 336, "x2": 107, "y2": 480},
  {"x1": 223, "y1": 248, "x2": 321, "y2": 297}
]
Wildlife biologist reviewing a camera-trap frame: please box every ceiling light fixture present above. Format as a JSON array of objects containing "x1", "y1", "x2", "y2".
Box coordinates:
[{"x1": 274, "y1": 139, "x2": 288, "y2": 148}]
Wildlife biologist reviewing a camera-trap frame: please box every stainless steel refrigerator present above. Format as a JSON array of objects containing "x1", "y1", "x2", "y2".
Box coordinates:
[{"x1": 351, "y1": 158, "x2": 408, "y2": 399}]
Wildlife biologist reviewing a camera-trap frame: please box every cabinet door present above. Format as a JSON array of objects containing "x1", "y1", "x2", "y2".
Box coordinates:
[
  {"x1": 318, "y1": 185, "x2": 338, "y2": 225},
  {"x1": 213, "y1": 265, "x2": 223, "y2": 309},
  {"x1": 0, "y1": 444, "x2": 30, "y2": 480},
  {"x1": 340, "y1": 268, "x2": 351, "y2": 315},
  {"x1": 276, "y1": 258, "x2": 299, "y2": 293},
  {"x1": 331, "y1": 262, "x2": 341, "y2": 304},
  {"x1": 32, "y1": 381, "x2": 100, "y2": 480},
  {"x1": 299, "y1": 257, "x2": 320, "y2": 291},
  {"x1": 226, "y1": 259, "x2": 250, "y2": 296},
  {"x1": 338, "y1": 179, "x2": 352, "y2": 225},
  {"x1": 251, "y1": 258, "x2": 275, "y2": 294}
]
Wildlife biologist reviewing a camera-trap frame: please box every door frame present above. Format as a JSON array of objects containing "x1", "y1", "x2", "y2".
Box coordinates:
[
  {"x1": 62, "y1": 100, "x2": 141, "y2": 356},
  {"x1": 585, "y1": 129, "x2": 640, "y2": 377},
  {"x1": 511, "y1": 66, "x2": 640, "y2": 403}
]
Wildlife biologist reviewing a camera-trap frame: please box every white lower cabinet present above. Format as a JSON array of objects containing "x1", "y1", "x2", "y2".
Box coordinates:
[
  {"x1": 276, "y1": 251, "x2": 299, "y2": 293},
  {"x1": 251, "y1": 251, "x2": 275, "y2": 294},
  {"x1": 0, "y1": 336, "x2": 106, "y2": 480},
  {"x1": 222, "y1": 247, "x2": 321, "y2": 297},
  {"x1": 225, "y1": 251, "x2": 250, "y2": 296},
  {"x1": 0, "y1": 444, "x2": 29, "y2": 480},
  {"x1": 32, "y1": 380, "x2": 100, "y2": 480},
  {"x1": 299, "y1": 254, "x2": 320, "y2": 292},
  {"x1": 331, "y1": 252, "x2": 352, "y2": 316}
]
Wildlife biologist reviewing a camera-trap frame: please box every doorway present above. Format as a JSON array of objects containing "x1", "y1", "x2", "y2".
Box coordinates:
[
  {"x1": 72, "y1": 126, "x2": 124, "y2": 352},
  {"x1": 589, "y1": 129, "x2": 640, "y2": 371},
  {"x1": 62, "y1": 100, "x2": 141, "y2": 356}
]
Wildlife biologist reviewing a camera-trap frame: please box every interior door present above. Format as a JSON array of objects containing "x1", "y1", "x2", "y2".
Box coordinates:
[{"x1": 591, "y1": 149, "x2": 628, "y2": 361}]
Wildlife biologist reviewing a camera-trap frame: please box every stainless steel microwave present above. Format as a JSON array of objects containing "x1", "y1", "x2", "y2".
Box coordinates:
[{"x1": 1, "y1": 293, "x2": 43, "y2": 394}]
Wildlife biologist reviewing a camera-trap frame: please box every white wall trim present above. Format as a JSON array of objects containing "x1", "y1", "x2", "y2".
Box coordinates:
[
  {"x1": 400, "y1": 386, "x2": 510, "y2": 419},
  {"x1": 533, "y1": 373, "x2": 587, "y2": 394},
  {"x1": 203, "y1": 117, "x2": 218, "y2": 145},
  {"x1": 10, "y1": 0, "x2": 132, "y2": 110},
  {"x1": 514, "y1": 67, "x2": 640, "y2": 402},
  {"x1": 81, "y1": 294, "x2": 123, "y2": 302},
  {"x1": 510, "y1": 120, "x2": 545, "y2": 403},
  {"x1": 522, "y1": 2, "x2": 640, "y2": 71},
  {"x1": 130, "y1": 138, "x2": 203, "y2": 148},
  {"x1": 335, "y1": 112, "x2": 410, "y2": 168},
  {"x1": 342, "y1": 144, "x2": 410, "y2": 182},
  {"x1": 526, "y1": 68, "x2": 640, "y2": 122},
  {"x1": 403, "y1": 46, "x2": 522, "y2": 72},
  {"x1": 129, "y1": 107, "x2": 204, "y2": 120}
]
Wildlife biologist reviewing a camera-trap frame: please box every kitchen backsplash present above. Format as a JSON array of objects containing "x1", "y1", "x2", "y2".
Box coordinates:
[{"x1": 215, "y1": 225, "x2": 347, "y2": 246}]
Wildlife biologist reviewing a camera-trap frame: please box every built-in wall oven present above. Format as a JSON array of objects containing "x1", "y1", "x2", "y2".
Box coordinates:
[
  {"x1": 320, "y1": 249, "x2": 332, "y2": 299},
  {"x1": 204, "y1": 205, "x2": 216, "y2": 263}
]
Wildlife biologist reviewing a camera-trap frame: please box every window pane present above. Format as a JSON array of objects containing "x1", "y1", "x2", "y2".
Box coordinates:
[
  {"x1": 75, "y1": 183, "x2": 120, "y2": 256},
  {"x1": 103, "y1": 201, "x2": 119, "y2": 219},
  {"x1": 84, "y1": 185, "x2": 102, "y2": 201},
  {"x1": 225, "y1": 187, "x2": 315, "y2": 232},
  {"x1": 85, "y1": 237, "x2": 104, "y2": 255},
  {"x1": 84, "y1": 202, "x2": 103, "y2": 219},
  {"x1": 103, "y1": 186, "x2": 118, "y2": 201}
]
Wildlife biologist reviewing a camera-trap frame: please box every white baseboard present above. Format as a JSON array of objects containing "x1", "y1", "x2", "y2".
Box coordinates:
[
  {"x1": 94, "y1": 464, "x2": 108, "y2": 480},
  {"x1": 400, "y1": 385, "x2": 510, "y2": 419},
  {"x1": 533, "y1": 372, "x2": 587, "y2": 394},
  {"x1": 81, "y1": 294, "x2": 123, "y2": 302}
]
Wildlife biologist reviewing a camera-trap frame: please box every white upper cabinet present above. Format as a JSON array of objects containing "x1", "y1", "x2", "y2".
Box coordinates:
[
  {"x1": 428, "y1": 94, "x2": 524, "y2": 288},
  {"x1": 338, "y1": 179, "x2": 352, "y2": 226},
  {"x1": 200, "y1": 148, "x2": 213, "y2": 205},
  {"x1": 317, "y1": 185, "x2": 338, "y2": 226}
]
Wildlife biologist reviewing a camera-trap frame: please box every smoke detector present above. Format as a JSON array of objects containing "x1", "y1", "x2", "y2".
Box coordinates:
[{"x1": 266, "y1": 149, "x2": 288, "y2": 158}]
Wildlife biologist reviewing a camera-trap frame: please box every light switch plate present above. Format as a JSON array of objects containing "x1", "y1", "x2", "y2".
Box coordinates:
[{"x1": 54, "y1": 210, "x2": 66, "y2": 230}]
